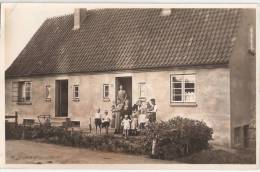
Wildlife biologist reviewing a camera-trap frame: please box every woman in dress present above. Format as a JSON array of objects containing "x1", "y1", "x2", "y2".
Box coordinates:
[
  {"x1": 110, "y1": 105, "x2": 116, "y2": 128},
  {"x1": 117, "y1": 85, "x2": 127, "y2": 105}
]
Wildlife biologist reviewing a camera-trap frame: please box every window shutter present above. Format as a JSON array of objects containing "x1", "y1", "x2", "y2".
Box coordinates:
[{"x1": 12, "y1": 82, "x2": 19, "y2": 102}]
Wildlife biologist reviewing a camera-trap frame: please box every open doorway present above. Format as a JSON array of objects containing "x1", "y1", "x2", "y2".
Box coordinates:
[
  {"x1": 55, "y1": 80, "x2": 68, "y2": 117},
  {"x1": 243, "y1": 125, "x2": 249, "y2": 148},
  {"x1": 115, "y1": 77, "x2": 132, "y2": 107}
]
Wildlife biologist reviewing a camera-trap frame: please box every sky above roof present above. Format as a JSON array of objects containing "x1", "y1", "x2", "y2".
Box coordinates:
[{"x1": 4, "y1": 4, "x2": 92, "y2": 69}]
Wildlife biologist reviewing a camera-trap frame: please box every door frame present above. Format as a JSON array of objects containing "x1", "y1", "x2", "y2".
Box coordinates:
[
  {"x1": 55, "y1": 79, "x2": 68, "y2": 117},
  {"x1": 115, "y1": 76, "x2": 132, "y2": 106}
]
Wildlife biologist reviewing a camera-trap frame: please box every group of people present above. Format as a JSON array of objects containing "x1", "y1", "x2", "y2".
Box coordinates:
[{"x1": 93, "y1": 85, "x2": 158, "y2": 139}]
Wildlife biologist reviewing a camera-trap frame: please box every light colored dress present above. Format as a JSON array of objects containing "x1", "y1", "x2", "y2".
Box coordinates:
[
  {"x1": 111, "y1": 110, "x2": 116, "y2": 128},
  {"x1": 121, "y1": 118, "x2": 131, "y2": 130},
  {"x1": 117, "y1": 90, "x2": 127, "y2": 104},
  {"x1": 131, "y1": 117, "x2": 138, "y2": 130},
  {"x1": 138, "y1": 113, "x2": 147, "y2": 125},
  {"x1": 115, "y1": 110, "x2": 121, "y2": 130}
]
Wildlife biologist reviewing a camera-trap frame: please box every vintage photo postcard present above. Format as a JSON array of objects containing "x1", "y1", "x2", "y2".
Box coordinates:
[{"x1": 0, "y1": 3, "x2": 258, "y2": 169}]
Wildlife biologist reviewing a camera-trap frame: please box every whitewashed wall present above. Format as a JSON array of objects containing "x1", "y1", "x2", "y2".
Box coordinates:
[{"x1": 5, "y1": 67, "x2": 230, "y2": 145}]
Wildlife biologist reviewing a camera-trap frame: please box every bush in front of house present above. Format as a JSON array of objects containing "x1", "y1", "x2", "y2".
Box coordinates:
[
  {"x1": 5, "y1": 124, "x2": 146, "y2": 155},
  {"x1": 143, "y1": 116, "x2": 213, "y2": 160},
  {"x1": 6, "y1": 116, "x2": 213, "y2": 160}
]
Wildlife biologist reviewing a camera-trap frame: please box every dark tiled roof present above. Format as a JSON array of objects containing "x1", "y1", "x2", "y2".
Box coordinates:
[{"x1": 6, "y1": 8, "x2": 241, "y2": 77}]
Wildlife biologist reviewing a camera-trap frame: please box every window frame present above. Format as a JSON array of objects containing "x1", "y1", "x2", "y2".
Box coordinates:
[
  {"x1": 15, "y1": 81, "x2": 32, "y2": 105},
  {"x1": 138, "y1": 82, "x2": 146, "y2": 99},
  {"x1": 45, "y1": 85, "x2": 51, "y2": 101},
  {"x1": 73, "y1": 85, "x2": 80, "y2": 101},
  {"x1": 103, "y1": 84, "x2": 110, "y2": 101},
  {"x1": 170, "y1": 74, "x2": 196, "y2": 105}
]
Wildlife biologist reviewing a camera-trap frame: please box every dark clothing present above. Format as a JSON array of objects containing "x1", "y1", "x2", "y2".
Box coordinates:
[
  {"x1": 102, "y1": 121, "x2": 110, "y2": 128},
  {"x1": 132, "y1": 104, "x2": 139, "y2": 112},
  {"x1": 149, "y1": 112, "x2": 156, "y2": 123},
  {"x1": 95, "y1": 118, "x2": 102, "y2": 127},
  {"x1": 139, "y1": 123, "x2": 145, "y2": 129}
]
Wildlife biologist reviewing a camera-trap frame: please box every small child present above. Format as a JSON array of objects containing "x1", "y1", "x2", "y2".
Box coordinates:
[
  {"x1": 138, "y1": 109, "x2": 147, "y2": 130},
  {"x1": 102, "y1": 110, "x2": 110, "y2": 135},
  {"x1": 121, "y1": 115, "x2": 131, "y2": 139},
  {"x1": 131, "y1": 112, "x2": 138, "y2": 135},
  {"x1": 94, "y1": 108, "x2": 102, "y2": 134}
]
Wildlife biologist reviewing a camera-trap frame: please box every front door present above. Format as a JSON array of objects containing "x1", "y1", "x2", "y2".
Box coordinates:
[{"x1": 55, "y1": 80, "x2": 68, "y2": 117}]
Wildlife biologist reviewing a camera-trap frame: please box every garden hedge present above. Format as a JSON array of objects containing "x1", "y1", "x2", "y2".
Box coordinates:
[{"x1": 6, "y1": 116, "x2": 213, "y2": 160}]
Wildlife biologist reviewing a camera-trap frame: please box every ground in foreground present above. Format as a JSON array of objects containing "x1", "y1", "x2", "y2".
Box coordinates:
[
  {"x1": 6, "y1": 140, "x2": 256, "y2": 164},
  {"x1": 5, "y1": 140, "x2": 176, "y2": 164}
]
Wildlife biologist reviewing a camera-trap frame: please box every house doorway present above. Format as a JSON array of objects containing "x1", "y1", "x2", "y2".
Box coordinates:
[
  {"x1": 55, "y1": 80, "x2": 68, "y2": 117},
  {"x1": 243, "y1": 125, "x2": 249, "y2": 148},
  {"x1": 115, "y1": 77, "x2": 132, "y2": 107}
]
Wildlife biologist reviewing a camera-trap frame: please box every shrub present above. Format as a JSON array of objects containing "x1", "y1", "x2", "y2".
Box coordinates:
[
  {"x1": 5, "y1": 124, "x2": 146, "y2": 155},
  {"x1": 5, "y1": 116, "x2": 213, "y2": 160},
  {"x1": 143, "y1": 116, "x2": 213, "y2": 160}
]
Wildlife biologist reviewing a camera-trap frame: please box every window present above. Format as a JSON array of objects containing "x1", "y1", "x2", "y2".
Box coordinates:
[
  {"x1": 45, "y1": 85, "x2": 51, "y2": 101},
  {"x1": 103, "y1": 84, "x2": 109, "y2": 100},
  {"x1": 12, "y1": 81, "x2": 32, "y2": 104},
  {"x1": 73, "y1": 85, "x2": 79, "y2": 101},
  {"x1": 171, "y1": 74, "x2": 196, "y2": 103},
  {"x1": 139, "y1": 82, "x2": 146, "y2": 98}
]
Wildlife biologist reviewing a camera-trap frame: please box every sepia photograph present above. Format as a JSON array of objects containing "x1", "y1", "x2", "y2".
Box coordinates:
[{"x1": 2, "y1": 3, "x2": 257, "y2": 167}]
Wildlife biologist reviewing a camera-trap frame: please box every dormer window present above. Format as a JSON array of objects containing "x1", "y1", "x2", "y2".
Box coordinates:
[{"x1": 160, "y1": 8, "x2": 171, "y2": 16}]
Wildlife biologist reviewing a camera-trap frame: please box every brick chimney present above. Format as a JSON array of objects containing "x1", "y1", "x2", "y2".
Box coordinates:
[{"x1": 73, "y1": 8, "x2": 87, "y2": 30}]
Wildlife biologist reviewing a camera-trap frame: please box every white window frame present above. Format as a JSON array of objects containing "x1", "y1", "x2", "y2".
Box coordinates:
[
  {"x1": 170, "y1": 74, "x2": 196, "y2": 103},
  {"x1": 103, "y1": 84, "x2": 110, "y2": 100},
  {"x1": 73, "y1": 85, "x2": 80, "y2": 101},
  {"x1": 45, "y1": 85, "x2": 51, "y2": 101},
  {"x1": 24, "y1": 82, "x2": 32, "y2": 102},
  {"x1": 15, "y1": 81, "x2": 32, "y2": 104},
  {"x1": 138, "y1": 82, "x2": 146, "y2": 99}
]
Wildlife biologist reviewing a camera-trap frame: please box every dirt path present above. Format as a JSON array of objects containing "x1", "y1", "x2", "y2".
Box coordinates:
[{"x1": 6, "y1": 140, "x2": 178, "y2": 164}]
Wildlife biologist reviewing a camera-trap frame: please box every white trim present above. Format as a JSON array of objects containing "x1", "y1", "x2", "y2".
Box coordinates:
[
  {"x1": 115, "y1": 73, "x2": 133, "y2": 77},
  {"x1": 103, "y1": 84, "x2": 110, "y2": 100},
  {"x1": 73, "y1": 85, "x2": 80, "y2": 101},
  {"x1": 170, "y1": 74, "x2": 196, "y2": 103}
]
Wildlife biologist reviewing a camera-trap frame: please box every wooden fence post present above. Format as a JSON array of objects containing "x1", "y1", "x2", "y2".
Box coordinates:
[{"x1": 15, "y1": 111, "x2": 18, "y2": 126}]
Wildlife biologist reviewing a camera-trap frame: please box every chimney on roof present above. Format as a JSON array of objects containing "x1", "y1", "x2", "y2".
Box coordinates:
[
  {"x1": 73, "y1": 8, "x2": 87, "y2": 30},
  {"x1": 160, "y1": 8, "x2": 171, "y2": 16}
]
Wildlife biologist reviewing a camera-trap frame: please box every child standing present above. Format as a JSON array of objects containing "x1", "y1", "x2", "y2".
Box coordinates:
[
  {"x1": 102, "y1": 110, "x2": 110, "y2": 135},
  {"x1": 138, "y1": 109, "x2": 147, "y2": 130},
  {"x1": 121, "y1": 115, "x2": 131, "y2": 139},
  {"x1": 131, "y1": 112, "x2": 138, "y2": 135},
  {"x1": 94, "y1": 108, "x2": 102, "y2": 134}
]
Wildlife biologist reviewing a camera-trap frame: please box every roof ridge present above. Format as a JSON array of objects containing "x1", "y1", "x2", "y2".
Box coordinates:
[{"x1": 46, "y1": 13, "x2": 73, "y2": 20}]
